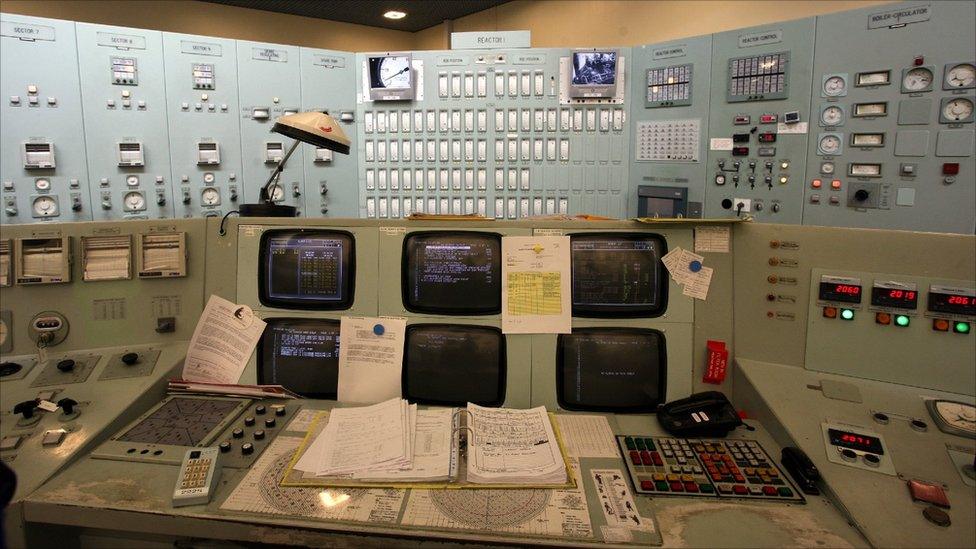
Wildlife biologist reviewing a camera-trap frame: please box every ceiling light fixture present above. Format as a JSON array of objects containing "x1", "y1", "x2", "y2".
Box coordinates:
[{"x1": 383, "y1": 10, "x2": 407, "y2": 20}]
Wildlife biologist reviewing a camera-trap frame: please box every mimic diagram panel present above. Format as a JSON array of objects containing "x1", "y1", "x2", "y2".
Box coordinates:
[
  {"x1": 703, "y1": 18, "x2": 816, "y2": 222},
  {"x1": 237, "y1": 41, "x2": 305, "y2": 213},
  {"x1": 629, "y1": 36, "x2": 712, "y2": 219},
  {"x1": 299, "y1": 48, "x2": 359, "y2": 217},
  {"x1": 0, "y1": 14, "x2": 92, "y2": 223},
  {"x1": 163, "y1": 33, "x2": 242, "y2": 219},
  {"x1": 354, "y1": 48, "x2": 632, "y2": 220},
  {"x1": 76, "y1": 23, "x2": 174, "y2": 220},
  {"x1": 802, "y1": 1, "x2": 976, "y2": 233}
]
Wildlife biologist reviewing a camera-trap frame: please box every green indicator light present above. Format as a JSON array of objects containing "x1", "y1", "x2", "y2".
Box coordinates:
[
  {"x1": 895, "y1": 315, "x2": 910, "y2": 327},
  {"x1": 955, "y1": 322, "x2": 971, "y2": 334},
  {"x1": 840, "y1": 309, "x2": 855, "y2": 320}
]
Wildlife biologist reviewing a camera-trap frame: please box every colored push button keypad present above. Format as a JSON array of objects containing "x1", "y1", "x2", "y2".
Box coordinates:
[
  {"x1": 617, "y1": 435, "x2": 804, "y2": 502},
  {"x1": 180, "y1": 457, "x2": 211, "y2": 489}
]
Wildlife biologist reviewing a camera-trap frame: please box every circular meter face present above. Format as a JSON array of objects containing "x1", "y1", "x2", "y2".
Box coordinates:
[
  {"x1": 823, "y1": 75, "x2": 847, "y2": 96},
  {"x1": 945, "y1": 63, "x2": 976, "y2": 88},
  {"x1": 123, "y1": 191, "x2": 146, "y2": 211},
  {"x1": 819, "y1": 134, "x2": 841, "y2": 155},
  {"x1": 270, "y1": 186, "x2": 285, "y2": 202},
  {"x1": 821, "y1": 162, "x2": 835, "y2": 174},
  {"x1": 203, "y1": 172, "x2": 216, "y2": 184},
  {"x1": 126, "y1": 175, "x2": 139, "y2": 187},
  {"x1": 821, "y1": 105, "x2": 844, "y2": 126},
  {"x1": 201, "y1": 187, "x2": 220, "y2": 206},
  {"x1": 903, "y1": 67, "x2": 933, "y2": 91},
  {"x1": 34, "y1": 178, "x2": 51, "y2": 191},
  {"x1": 32, "y1": 195, "x2": 57, "y2": 216},
  {"x1": 931, "y1": 400, "x2": 976, "y2": 437},
  {"x1": 943, "y1": 98, "x2": 973, "y2": 121},
  {"x1": 378, "y1": 56, "x2": 411, "y2": 89}
]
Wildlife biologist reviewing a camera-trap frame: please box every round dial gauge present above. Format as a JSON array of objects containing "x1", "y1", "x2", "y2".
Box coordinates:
[
  {"x1": 821, "y1": 105, "x2": 844, "y2": 126},
  {"x1": 378, "y1": 56, "x2": 411, "y2": 89},
  {"x1": 203, "y1": 172, "x2": 216, "y2": 184},
  {"x1": 269, "y1": 185, "x2": 285, "y2": 202},
  {"x1": 943, "y1": 98, "x2": 973, "y2": 121},
  {"x1": 201, "y1": 187, "x2": 220, "y2": 206},
  {"x1": 945, "y1": 63, "x2": 976, "y2": 88},
  {"x1": 823, "y1": 75, "x2": 847, "y2": 96},
  {"x1": 34, "y1": 178, "x2": 51, "y2": 191},
  {"x1": 821, "y1": 162, "x2": 835, "y2": 175},
  {"x1": 32, "y1": 195, "x2": 57, "y2": 216},
  {"x1": 126, "y1": 175, "x2": 139, "y2": 187},
  {"x1": 932, "y1": 400, "x2": 976, "y2": 437},
  {"x1": 819, "y1": 135, "x2": 841, "y2": 155},
  {"x1": 903, "y1": 67, "x2": 933, "y2": 91},
  {"x1": 123, "y1": 191, "x2": 145, "y2": 211}
]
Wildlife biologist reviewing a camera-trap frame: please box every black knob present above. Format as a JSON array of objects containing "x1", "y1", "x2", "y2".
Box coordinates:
[
  {"x1": 244, "y1": 416, "x2": 256, "y2": 427},
  {"x1": 264, "y1": 418, "x2": 276, "y2": 428},
  {"x1": 121, "y1": 352, "x2": 139, "y2": 366},
  {"x1": 57, "y1": 398, "x2": 78, "y2": 415},
  {"x1": 253, "y1": 429, "x2": 265, "y2": 440},
  {"x1": 241, "y1": 442, "x2": 254, "y2": 455},
  {"x1": 841, "y1": 449, "x2": 857, "y2": 462},
  {"x1": 14, "y1": 399, "x2": 38, "y2": 419},
  {"x1": 232, "y1": 428, "x2": 244, "y2": 439},
  {"x1": 721, "y1": 198, "x2": 734, "y2": 210},
  {"x1": 57, "y1": 359, "x2": 76, "y2": 372},
  {"x1": 0, "y1": 362, "x2": 22, "y2": 377},
  {"x1": 274, "y1": 406, "x2": 286, "y2": 417},
  {"x1": 255, "y1": 405, "x2": 266, "y2": 415},
  {"x1": 854, "y1": 189, "x2": 870, "y2": 202},
  {"x1": 863, "y1": 453, "x2": 880, "y2": 465},
  {"x1": 219, "y1": 441, "x2": 231, "y2": 453},
  {"x1": 71, "y1": 202, "x2": 82, "y2": 212}
]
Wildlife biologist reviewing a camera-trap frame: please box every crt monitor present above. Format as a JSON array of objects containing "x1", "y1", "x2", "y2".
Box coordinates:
[
  {"x1": 258, "y1": 229, "x2": 355, "y2": 310},
  {"x1": 570, "y1": 233, "x2": 668, "y2": 317},
  {"x1": 570, "y1": 50, "x2": 619, "y2": 98},
  {"x1": 557, "y1": 328, "x2": 667, "y2": 412},
  {"x1": 402, "y1": 231, "x2": 501, "y2": 315},
  {"x1": 259, "y1": 318, "x2": 340, "y2": 399},
  {"x1": 402, "y1": 324, "x2": 506, "y2": 407}
]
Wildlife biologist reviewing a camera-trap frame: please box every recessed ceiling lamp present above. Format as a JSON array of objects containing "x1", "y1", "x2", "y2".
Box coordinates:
[{"x1": 383, "y1": 10, "x2": 407, "y2": 20}]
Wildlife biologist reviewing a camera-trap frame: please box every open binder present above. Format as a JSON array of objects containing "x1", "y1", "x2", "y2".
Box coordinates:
[{"x1": 281, "y1": 406, "x2": 576, "y2": 489}]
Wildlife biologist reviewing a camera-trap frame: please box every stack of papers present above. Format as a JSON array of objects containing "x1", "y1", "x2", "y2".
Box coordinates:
[
  {"x1": 466, "y1": 404, "x2": 567, "y2": 485},
  {"x1": 294, "y1": 398, "x2": 457, "y2": 482}
]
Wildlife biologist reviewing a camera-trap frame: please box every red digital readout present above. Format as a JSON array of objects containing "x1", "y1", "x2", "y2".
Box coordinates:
[
  {"x1": 888, "y1": 290, "x2": 917, "y2": 300},
  {"x1": 833, "y1": 284, "x2": 861, "y2": 295},
  {"x1": 840, "y1": 434, "x2": 875, "y2": 446},
  {"x1": 948, "y1": 295, "x2": 972, "y2": 306}
]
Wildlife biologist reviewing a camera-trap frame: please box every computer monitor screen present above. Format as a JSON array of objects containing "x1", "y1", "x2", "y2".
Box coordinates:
[
  {"x1": 570, "y1": 233, "x2": 668, "y2": 317},
  {"x1": 259, "y1": 229, "x2": 355, "y2": 310},
  {"x1": 571, "y1": 51, "x2": 618, "y2": 86},
  {"x1": 402, "y1": 324, "x2": 506, "y2": 407},
  {"x1": 402, "y1": 231, "x2": 501, "y2": 315},
  {"x1": 259, "y1": 318, "x2": 340, "y2": 399},
  {"x1": 557, "y1": 328, "x2": 667, "y2": 412}
]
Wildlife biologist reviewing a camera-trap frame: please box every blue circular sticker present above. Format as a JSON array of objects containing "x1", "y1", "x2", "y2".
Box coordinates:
[
  {"x1": 373, "y1": 323, "x2": 385, "y2": 336},
  {"x1": 689, "y1": 260, "x2": 702, "y2": 273}
]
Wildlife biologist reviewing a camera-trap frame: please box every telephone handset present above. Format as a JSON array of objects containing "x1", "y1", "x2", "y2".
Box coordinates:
[{"x1": 657, "y1": 391, "x2": 743, "y2": 437}]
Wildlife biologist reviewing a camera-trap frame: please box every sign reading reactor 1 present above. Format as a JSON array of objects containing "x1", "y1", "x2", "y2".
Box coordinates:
[{"x1": 450, "y1": 31, "x2": 532, "y2": 50}]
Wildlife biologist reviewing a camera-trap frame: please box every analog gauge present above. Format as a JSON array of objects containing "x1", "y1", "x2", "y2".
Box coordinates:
[
  {"x1": 376, "y1": 56, "x2": 412, "y2": 89},
  {"x1": 942, "y1": 97, "x2": 974, "y2": 121},
  {"x1": 850, "y1": 163, "x2": 881, "y2": 177},
  {"x1": 852, "y1": 133, "x2": 884, "y2": 147},
  {"x1": 715, "y1": 174, "x2": 726, "y2": 186},
  {"x1": 854, "y1": 102, "x2": 887, "y2": 117},
  {"x1": 819, "y1": 134, "x2": 841, "y2": 155},
  {"x1": 902, "y1": 67, "x2": 933, "y2": 91},
  {"x1": 201, "y1": 187, "x2": 220, "y2": 206},
  {"x1": 34, "y1": 178, "x2": 51, "y2": 191},
  {"x1": 123, "y1": 191, "x2": 145, "y2": 211},
  {"x1": 821, "y1": 162, "x2": 835, "y2": 175},
  {"x1": 945, "y1": 63, "x2": 976, "y2": 89},
  {"x1": 927, "y1": 400, "x2": 976, "y2": 438},
  {"x1": 203, "y1": 172, "x2": 216, "y2": 184},
  {"x1": 823, "y1": 75, "x2": 847, "y2": 96},
  {"x1": 856, "y1": 70, "x2": 890, "y2": 86},
  {"x1": 126, "y1": 175, "x2": 139, "y2": 187},
  {"x1": 32, "y1": 195, "x2": 58, "y2": 216},
  {"x1": 821, "y1": 105, "x2": 844, "y2": 126},
  {"x1": 269, "y1": 185, "x2": 285, "y2": 202}
]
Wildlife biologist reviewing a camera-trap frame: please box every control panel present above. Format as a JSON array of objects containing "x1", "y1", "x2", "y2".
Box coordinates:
[
  {"x1": 821, "y1": 421, "x2": 896, "y2": 475},
  {"x1": 76, "y1": 23, "x2": 173, "y2": 220},
  {"x1": 0, "y1": 14, "x2": 92, "y2": 223},
  {"x1": 163, "y1": 33, "x2": 242, "y2": 219}
]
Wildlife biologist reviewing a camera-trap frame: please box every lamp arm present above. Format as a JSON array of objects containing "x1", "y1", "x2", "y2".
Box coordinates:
[{"x1": 259, "y1": 139, "x2": 301, "y2": 203}]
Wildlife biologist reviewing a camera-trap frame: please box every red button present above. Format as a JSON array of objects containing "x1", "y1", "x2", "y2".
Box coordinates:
[
  {"x1": 685, "y1": 482, "x2": 699, "y2": 493},
  {"x1": 823, "y1": 306, "x2": 838, "y2": 319},
  {"x1": 830, "y1": 179, "x2": 842, "y2": 190},
  {"x1": 670, "y1": 481, "x2": 684, "y2": 492},
  {"x1": 943, "y1": 163, "x2": 959, "y2": 175},
  {"x1": 811, "y1": 179, "x2": 822, "y2": 189},
  {"x1": 629, "y1": 451, "x2": 641, "y2": 465},
  {"x1": 733, "y1": 485, "x2": 748, "y2": 495},
  {"x1": 641, "y1": 480, "x2": 654, "y2": 491},
  {"x1": 640, "y1": 450, "x2": 652, "y2": 465},
  {"x1": 763, "y1": 486, "x2": 777, "y2": 496},
  {"x1": 651, "y1": 452, "x2": 663, "y2": 466},
  {"x1": 734, "y1": 474, "x2": 745, "y2": 483},
  {"x1": 933, "y1": 319, "x2": 950, "y2": 332}
]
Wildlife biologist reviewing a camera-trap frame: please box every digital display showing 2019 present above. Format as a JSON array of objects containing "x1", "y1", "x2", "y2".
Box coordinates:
[{"x1": 871, "y1": 287, "x2": 918, "y2": 309}]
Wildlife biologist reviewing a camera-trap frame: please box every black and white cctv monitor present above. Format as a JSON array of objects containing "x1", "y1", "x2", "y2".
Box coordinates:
[{"x1": 570, "y1": 50, "x2": 619, "y2": 99}]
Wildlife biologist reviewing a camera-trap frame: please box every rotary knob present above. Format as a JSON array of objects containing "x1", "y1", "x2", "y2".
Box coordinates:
[
  {"x1": 274, "y1": 406, "x2": 286, "y2": 417},
  {"x1": 255, "y1": 405, "x2": 266, "y2": 415},
  {"x1": 219, "y1": 441, "x2": 231, "y2": 453},
  {"x1": 241, "y1": 442, "x2": 254, "y2": 455},
  {"x1": 232, "y1": 428, "x2": 244, "y2": 439},
  {"x1": 57, "y1": 398, "x2": 78, "y2": 415},
  {"x1": 0, "y1": 362, "x2": 22, "y2": 377},
  {"x1": 121, "y1": 352, "x2": 139, "y2": 365},
  {"x1": 244, "y1": 416, "x2": 255, "y2": 427},
  {"x1": 57, "y1": 359, "x2": 76, "y2": 372},
  {"x1": 854, "y1": 189, "x2": 870, "y2": 202},
  {"x1": 253, "y1": 430, "x2": 266, "y2": 440},
  {"x1": 264, "y1": 417, "x2": 276, "y2": 428}
]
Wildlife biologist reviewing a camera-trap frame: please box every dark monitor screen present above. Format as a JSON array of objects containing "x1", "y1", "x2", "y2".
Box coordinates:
[
  {"x1": 258, "y1": 318, "x2": 340, "y2": 399},
  {"x1": 259, "y1": 229, "x2": 355, "y2": 310},
  {"x1": 402, "y1": 231, "x2": 501, "y2": 315},
  {"x1": 557, "y1": 328, "x2": 667, "y2": 413},
  {"x1": 402, "y1": 324, "x2": 506, "y2": 407},
  {"x1": 570, "y1": 233, "x2": 668, "y2": 317}
]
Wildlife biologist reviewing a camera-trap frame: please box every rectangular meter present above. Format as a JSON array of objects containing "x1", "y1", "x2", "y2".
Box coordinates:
[
  {"x1": 0, "y1": 240, "x2": 11, "y2": 287},
  {"x1": 855, "y1": 70, "x2": 889, "y2": 87},
  {"x1": 927, "y1": 285, "x2": 976, "y2": 317},
  {"x1": 849, "y1": 163, "x2": 882, "y2": 177},
  {"x1": 871, "y1": 281, "x2": 918, "y2": 310},
  {"x1": 16, "y1": 237, "x2": 71, "y2": 285},
  {"x1": 197, "y1": 142, "x2": 220, "y2": 165},
  {"x1": 819, "y1": 275, "x2": 862, "y2": 304},
  {"x1": 851, "y1": 133, "x2": 885, "y2": 147},
  {"x1": 117, "y1": 142, "x2": 145, "y2": 167},
  {"x1": 853, "y1": 102, "x2": 887, "y2": 117},
  {"x1": 192, "y1": 63, "x2": 215, "y2": 90},
  {"x1": 137, "y1": 233, "x2": 187, "y2": 278},
  {"x1": 22, "y1": 142, "x2": 56, "y2": 169},
  {"x1": 82, "y1": 235, "x2": 132, "y2": 282}
]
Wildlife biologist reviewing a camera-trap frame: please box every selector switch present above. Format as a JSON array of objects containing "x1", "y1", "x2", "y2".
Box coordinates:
[
  {"x1": 241, "y1": 442, "x2": 254, "y2": 455},
  {"x1": 57, "y1": 359, "x2": 76, "y2": 372},
  {"x1": 121, "y1": 352, "x2": 139, "y2": 366},
  {"x1": 232, "y1": 428, "x2": 244, "y2": 439},
  {"x1": 255, "y1": 405, "x2": 266, "y2": 415},
  {"x1": 57, "y1": 397, "x2": 79, "y2": 418},
  {"x1": 264, "y1": 418, "x2": 276, "y2": 428},
  {"x1": 253, "y1": 429, "x2": 266, "y2": 440},
  {"x1": 244, "y1": 416, "x2": 255, "y2": 427},
  {"x1": 274, "y1": 406, "x2": 286, "y2": 417},
  {"x1": 219, "y1": 441, "x2": 232, "y2": 453}
]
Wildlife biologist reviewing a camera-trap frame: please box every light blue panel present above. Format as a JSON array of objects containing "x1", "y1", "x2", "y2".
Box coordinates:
[
  {"x1": 236, "y1": 41, "x2": 304, "y2": 213},
  {"x1": 299, "y1": 48, "x2": 359, "y2": 217},
  {"x1": 76, "y1": 23, "x2": 173, "y2": 220},
  {"x1": 0, "y1": 15, "x2": 91, "y2": 223},
  {"x1": 162, "y1": 32, "x2": 242, "y2": 219}
]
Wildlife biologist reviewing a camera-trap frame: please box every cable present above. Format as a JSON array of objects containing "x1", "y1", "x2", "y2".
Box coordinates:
[{"x1": 218, "y1": 210, "x2": 240, "y2": 236}]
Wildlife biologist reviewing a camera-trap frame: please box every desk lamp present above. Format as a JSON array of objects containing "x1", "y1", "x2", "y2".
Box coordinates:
[{"x1": 239, "y1": 111, "x2": 351, "y2": 217}]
